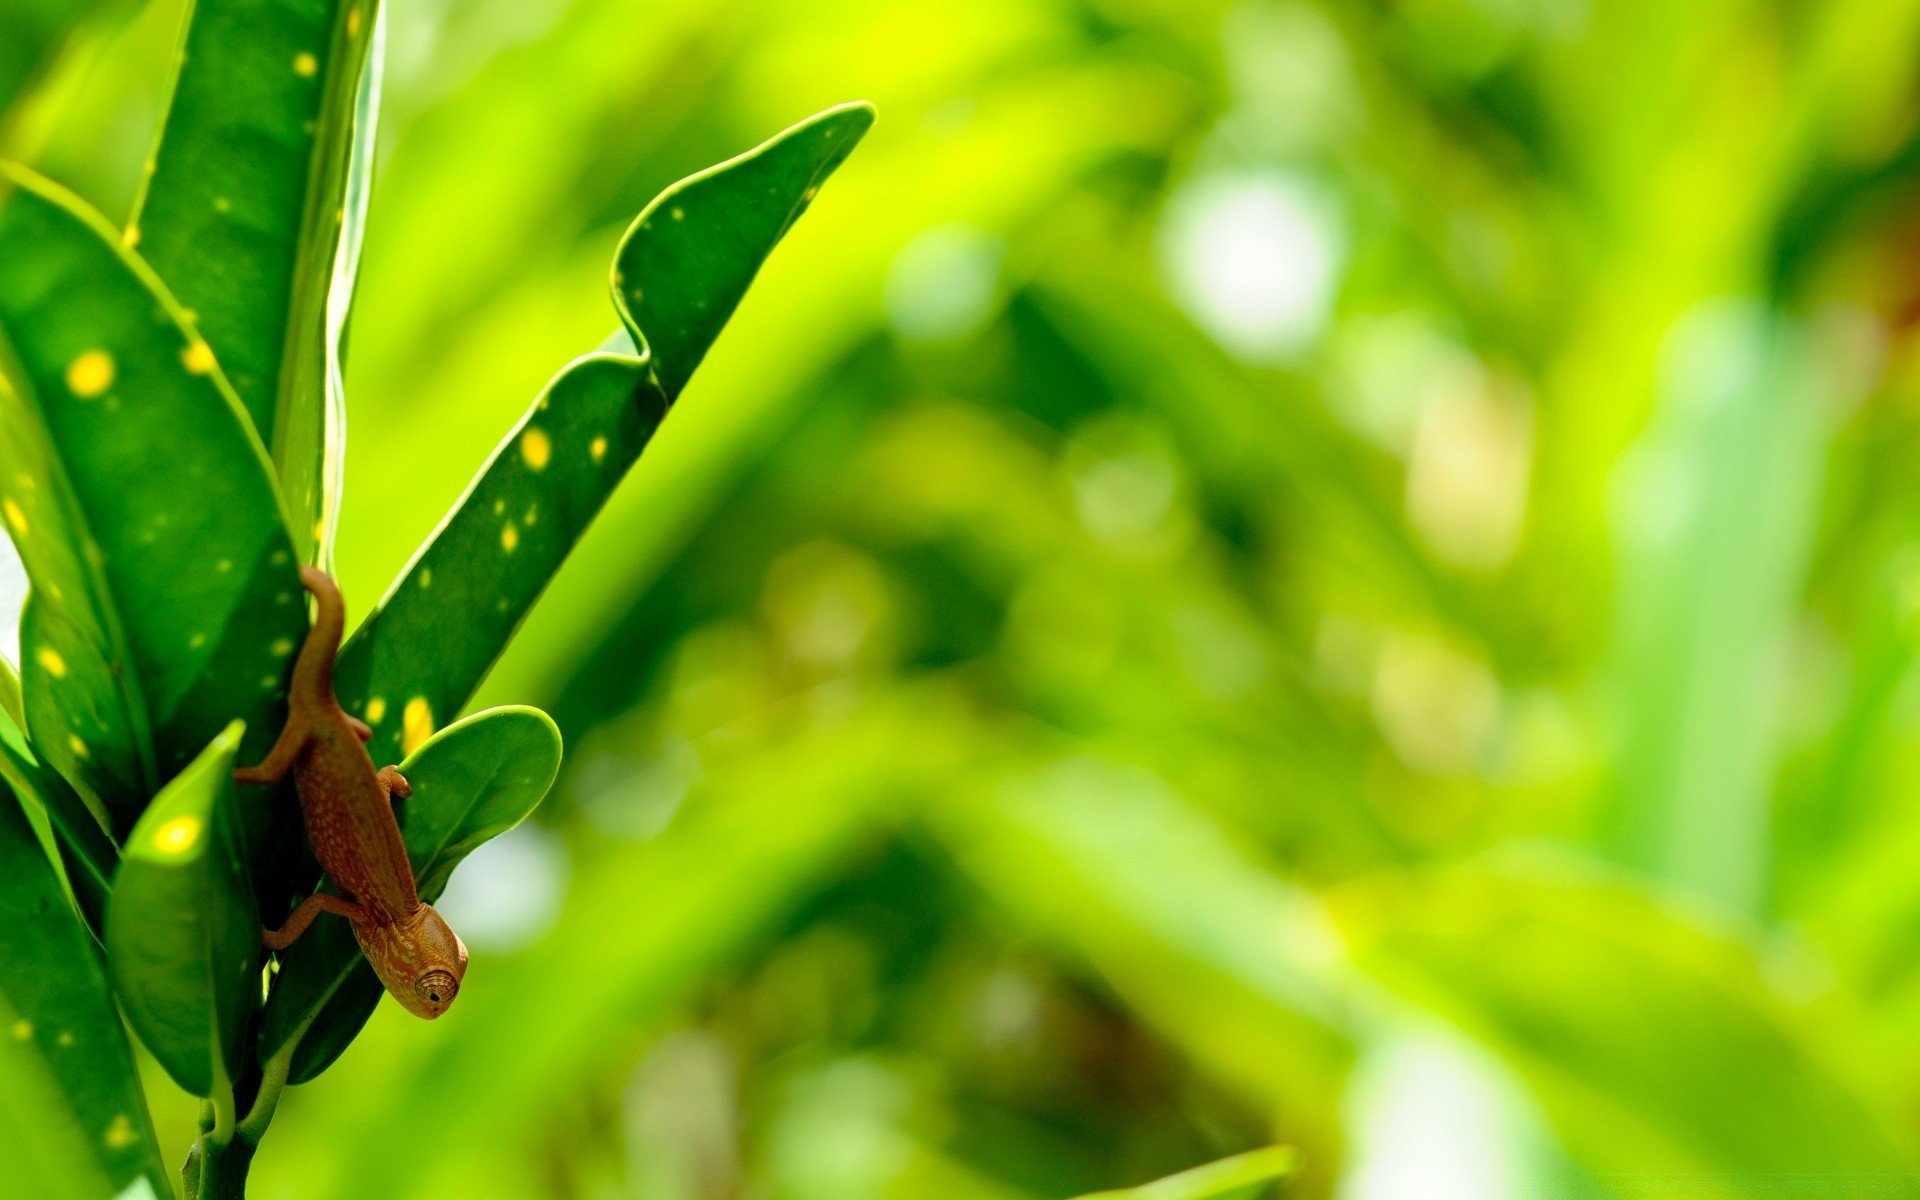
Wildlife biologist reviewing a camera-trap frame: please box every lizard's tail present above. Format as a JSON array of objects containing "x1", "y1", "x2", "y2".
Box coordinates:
[{"x1": 293, "y1": 566, "x2": 346, "y2": 703}]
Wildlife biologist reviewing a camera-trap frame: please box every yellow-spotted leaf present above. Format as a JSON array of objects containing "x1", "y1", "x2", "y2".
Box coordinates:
[
  {"x1": 106, "y1": 722, "x2": 258, "y2": 1099},
  {"x1": 0, "y1": 164, "x2": 307, "y2": 837}
]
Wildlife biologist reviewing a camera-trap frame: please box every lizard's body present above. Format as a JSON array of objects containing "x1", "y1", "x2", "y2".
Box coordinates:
[{"x1": 234, "y1": 567, "x2": 466, "y2": 1019}]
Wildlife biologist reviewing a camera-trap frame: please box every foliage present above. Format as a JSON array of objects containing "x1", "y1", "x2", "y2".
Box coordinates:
[
  {"x1": 0, "y1": 2, "x2": 877, "y2": 1196},
  {"x1": 13, "y1": 0, "x2": 1920, "y2": 1198}
]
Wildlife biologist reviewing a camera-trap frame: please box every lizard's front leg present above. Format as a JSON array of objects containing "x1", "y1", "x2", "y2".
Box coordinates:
[
  {"x1": 262, "y1": 892, "x2": 367, "y2": 950},
  {"x1": 377, "y1": 766, "x2": 412, "y2": 801}
]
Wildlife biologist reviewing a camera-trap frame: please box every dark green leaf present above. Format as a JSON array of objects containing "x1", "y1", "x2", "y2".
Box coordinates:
[
  {"x1": 613, "y1": 100, "x2": 875, "y2": 399},
  {"x1": 132, "y1": 0, "x2": 384, "y2": 567},
  {"x1": 259, "y1": 705, "x2": 561, "y2": 1080},
  {"x1": 0, "y1": 164, "x2": 307, "y2": 835},
  {"x1": 107, "y1": 721, "x2": 258, "y2": 1099},
  {"x1": 0, "y1": 706, "x2": 115, "y2": 936},
  {"x1": 0, "y1": 772, "x2": 166, "y2": 1195}
]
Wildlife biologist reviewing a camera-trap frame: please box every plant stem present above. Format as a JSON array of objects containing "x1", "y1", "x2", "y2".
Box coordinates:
[{"x1": 182, "y1": 1132, "x2": 255, "y2": 1200}]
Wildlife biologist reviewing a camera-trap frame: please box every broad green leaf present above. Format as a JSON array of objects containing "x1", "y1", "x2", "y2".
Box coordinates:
[
  {"x1": 0, "y1": 164, "x2": 307, "y2": 836},
  {"x1": 132, "y1": 0, "x2": 384, "y2": 568},
  {"x1": 1071, "y1": 1147, "x2": 1300, "y2": 1200},
  {"x1": 107, "y1": 721, "x2": 258, "y2": 1099},
  {"x1": 613, "y1": 100, "x2": 875, "y2": 399},
  {"x1": 0, "y1": 774, "x2": 166, "y2": 1196},
  {"x1": 333, "y1": 101, "x2": 872, "y2": 772},
  {"x1": 0, "y1": 706, "x2": 115, "y2": 934},
  {"x1": 259, "y1": 705, "x2": 562, "y2": 1081}
]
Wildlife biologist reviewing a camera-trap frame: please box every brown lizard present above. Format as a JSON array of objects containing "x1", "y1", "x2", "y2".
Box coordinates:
[{"x1": 233, "y1": 566, "x2": 467, "y2": 1019}]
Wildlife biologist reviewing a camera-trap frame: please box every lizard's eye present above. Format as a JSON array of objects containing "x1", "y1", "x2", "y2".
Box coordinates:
[{"x1": 415, "y1": 970, "x2": 458, "y2": 1009}]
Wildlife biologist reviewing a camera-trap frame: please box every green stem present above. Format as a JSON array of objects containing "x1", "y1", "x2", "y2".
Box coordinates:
[
  {"x1": 183, "y1": 1132, "x2": 256, "y2": 1200},
  {"x1": 239, "y1": 1045, "x2": 293, "y2": 1142}
]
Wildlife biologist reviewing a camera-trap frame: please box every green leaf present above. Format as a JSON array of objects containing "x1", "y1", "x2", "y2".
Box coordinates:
[
  {"x1": 333, "y1": 101, "x2": 872, "y2": 771},
  {"x1": 0, "y1": 772, "x2": 166, "y2": 1196},
  {"x1": 613, "y1": 100, "x2": 875, "y2": 399},
  {"x1": 0, "y1": 164, "x2": 307, "y2": 835},
  {"x1": 132, "y1": 0, "x2": 384, "y2": 568},
  {"x1": 107, "y1": 721, "x2": 258, "y2": 1100},
  {"x1": 0, "y1": 0, "x2": 130, "y2": 122},
  {"x1": 0, "y1": 706, "x2": 115, "y2": 936},
  {"x1": 259, "y1": 705, "x2": 561, "y2": 1080},
  {"x1": 1070, "y1": 1148, "x2": 1300, "y2": 1200},
  {"x1": 334, "y1": 359, "x2": 664, "y2": 769}
]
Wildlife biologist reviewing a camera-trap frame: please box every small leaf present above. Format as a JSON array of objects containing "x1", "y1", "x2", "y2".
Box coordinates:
[
  {"x1": 333, "y1": 101, "x2": 872, "y2": 771},
  {"x1": 132, "y1": 0, "x2": 385, "y2": 568},
  {"x1": 0, "y1": 164, "x2": 307, "y2": 834},
  {"x1": 258, "y1": 705, "x2": 561, "y2": 1080},
  {"x1": 0, "y1": 773, "x2": 167, "y2": 1196},
  {"x1": 1071, "y1": 1148, "x2": 1299, "y2": 1200},
  {"x1": 614, "y1": 100, "x2": 875, "y2": 399},
  {"x1": 107, "y1": 721, "x2": 258, "y2": 1098}
]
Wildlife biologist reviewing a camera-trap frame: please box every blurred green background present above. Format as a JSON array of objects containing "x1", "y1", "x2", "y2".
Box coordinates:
[{"x1": 13, "y1": 0, "x2": 1920, "y2": 1196}]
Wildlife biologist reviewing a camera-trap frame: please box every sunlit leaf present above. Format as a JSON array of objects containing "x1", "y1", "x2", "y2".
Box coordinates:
[
  {"x1": 107, "y1": 721, "x2": 258, "y2": 1099},
  {"x1": 1070, "y1": 1147, "x2": 1299, "y2": 1200}
]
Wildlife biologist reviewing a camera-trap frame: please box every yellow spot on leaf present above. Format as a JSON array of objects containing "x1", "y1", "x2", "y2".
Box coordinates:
[
  {"x1": 270, "y1": 638, "x2": 295, "y2": 657},
  {"x1": 402, "y1": 698, "x2": 433, "y2": 755},
  {"x1": 520, "y1": 427, "x2": 551, "y2": 470},
  {"x1": 590, "y1": 436, "x2": 608, "y2": 462},
  {"x1": 214, "y1": 196, "x2": 231, "y2": 214},
  {"x1": 154, "y1": 816, "x2": 200, "y2": 854},
  {"x1": 122, "y1": 225, "x2": 140, "y2": 248},
  {"x1": 671, "y1": 207, "x2": 684, "y2": 221},
  {"x1": 189, "y1": 633, "x2": 207, "y2": 649},
  {"x1": 294, "y1": 52, "x2": 319, "y2": 77},
  {"x1": 66, "y1": 351, "x2": 114, "y2": 398},
  {"x1": 68, "y1": 736, "x2": 88, "y2": 759},
  {"x1": 10, "y1": 1020, "x2": 29, "y2": 1040},
  {"x1": 3, "y1": 498, "x2": 26, "y2": 535},
  {"x1": 56, "y1": 1031, "x2": 73, "y2": 1047},
  {"x1": 365, "y1": 697, "x2": 387, "y2": 723},
  {"x1": 313, "y1": 517, "x2": 325, "y2": 542},
  {"x1": 270, "y1": 549, "x2": 288, "y2": 565},
  {"x1": 182, "y1": 341, "x2": 216, "y2": 374},
  {"x1": 347, "y1": 6, "x2": 362, "y2": 36},
  {"x1": 419, "y1": 568, "x2": 433, "y2": 588},
  {"x1": 105, "y1": 1115, "x2": 137, "y2": 1150},
  {"x1": 501, "y1": 523, "x2": 519, "y2": 552},
  {"x1": 216, "y1": 559, "x2": 232, "y2": 573},
  {"x1": 35, "y1": 648, "x2": 65, "y2": 677}
]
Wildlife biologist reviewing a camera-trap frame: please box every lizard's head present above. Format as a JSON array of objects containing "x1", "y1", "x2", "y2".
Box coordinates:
[{"x1": 360, "y1": 904, "x2": 469, "y2": 1019}]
